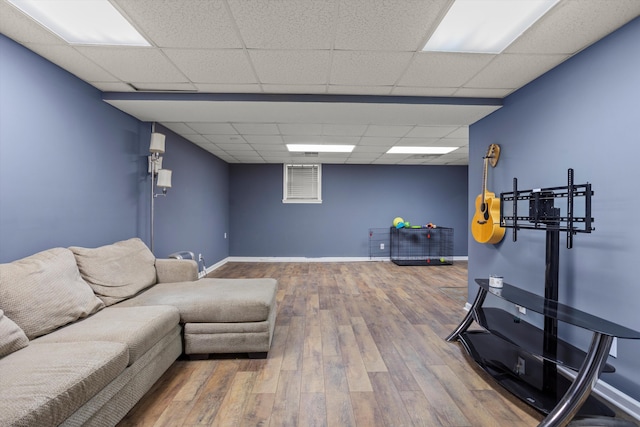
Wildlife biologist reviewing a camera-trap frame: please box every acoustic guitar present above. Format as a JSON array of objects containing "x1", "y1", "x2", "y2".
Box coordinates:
[{"x1": 471, "y1": 144, "x2": 505, "y2": 244}]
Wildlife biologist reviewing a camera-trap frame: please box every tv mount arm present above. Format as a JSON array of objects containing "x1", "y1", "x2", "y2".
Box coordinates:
[{"x1": 500, "y1": 168, "x2": 594, "y2": 249}]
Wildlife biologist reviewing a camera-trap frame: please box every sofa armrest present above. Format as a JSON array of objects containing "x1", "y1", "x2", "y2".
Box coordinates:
[{"x1": 155, "y1": 259, "x2": 198, "y2": 283}]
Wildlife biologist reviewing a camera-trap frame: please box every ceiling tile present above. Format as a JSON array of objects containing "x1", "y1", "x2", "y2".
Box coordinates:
[
  {"x1": 23, "y1": 44, "x2": 118, "y2": 82},
  {"x1": 445, "y1": 127, "x2": 468, "y2": 139},
  {"x1": 162, "y1": 123, "x2": 198, "y2": 135},
  {"x1": 250, "y1": 50, "x2": 331, "y2": 85},
  {"x1": 282, "y1": 135, "x2": 360, "y2": 145},
  {"x1": 233, "y1": 123, "x2": 280, "y2": 135},
  {"x1": 330, "y1": 51, "x2": 414, "y2": 86},
  {"x1": 439, "y1": 138, "x2": 468, "y2": 147},
  {"x1": 254, "y1": 145, "x2": 288, "y2": 152},
  {"x1": 396, "y1": 138, "x2": 441, "y2": 146},
  {"x1": 365, "y1": 125, "x2": 413, "y2": 137},
  {"x1": 506, "y1": 0, "x2": 640, "y2": 55},
  {"x1": 227, "y1": 0, "x2": 336, "y2": 49},
  {"x1": 215, "y1": 143, "x2": 254, "y2": 151},
  {"x1": 114, "y1": 0, "x2": 242, "y2": 49},
  {"x1": 195, "y1": 83, "x2": 262, "y2": 93},
  {"x1": 75, "y1": 47, "x2": 187, "y2": 83},
  {"x1": 454, "y1": 87, "x2": 514, "y2": 98},
  {"x1": 405, "y1": 126, "x2": 459, "y2": 138},
  {"x1": 0, "y1": 2, "x2": 63, "y2": 44},
  {"x1": 322, "y1": 124, "x2": 368, "y2": 136},
  {"x1": 334, "y1": 0, "x2": 450, "y2": 51},
  {"x1": 390, "y1": 86, "x2": 457, "y2": 97},
  {"x1": 353, "y1": 145, "x2": 389, "y2": 153},
  {"x1": 189, "y1": 123, "x2": 238, "y2": 134},
  {"x1": 465, "y1": 53, "x2": 570, "y2": 89},
  {"x1": 327, "y1": 85, "x2": 393, "y2": 95},
  {"x1": 131, "y1": 82, "x2": 198, "y2": 91},
  {"x1": 163, "y1": 49, "x2": 256, "y2": 83},
  {"x1": 261, "y1": 84, "x2": 327, "y2": 94},
  {"x1": 359, "y1": 137, "x2": 400, "y2": 146},
  {"x1": 278, "y1": 124, "x2": 323, "y2": 135},
  {"x1": 399, "y1": 53, "x2": 495, "y2": 87},
  {"x1": 205, "y1": 135, "x2": 247, "y2": 144},
  {"x1": 184, "y1": 134, "x2": 209, "y2": 144},
  {"x1": 244, "y1": 135, "x2": 284, "y2": 144}
]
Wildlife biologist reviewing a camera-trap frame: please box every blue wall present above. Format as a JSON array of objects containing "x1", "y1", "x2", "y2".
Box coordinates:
[
  {"x1": 147, "y1": 125, "x2": 229, "y2": 261},
  {"x1": 469, "y1": 17, "x2": 640, "y2": 398},
  {"x1": 230, "y1": 163, "x2": 468, "y2": 257},
  {"x1": 0, "y1": 35, "x2": 229, "y2": 265}
]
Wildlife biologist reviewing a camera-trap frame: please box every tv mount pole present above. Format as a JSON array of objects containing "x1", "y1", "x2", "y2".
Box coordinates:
[{"x1": 501, "y1": 168, "x2": 594, "y2": 397}]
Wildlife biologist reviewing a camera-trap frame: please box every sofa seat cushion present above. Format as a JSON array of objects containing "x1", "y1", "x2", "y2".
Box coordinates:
[
  {"x1": 34, "y1": 305, "x2": 180, "y2": 365},
  {"x1": 0, "y1": 247, "x2": 105, "y2": 339},
  {"x1": 0, "y1": 341, "x2": 128, "y2": 427},
  {"x1": 70, "y1": 238, "x2": 157, "y2": 306},
  {"x1": 115, "y1": 278, "x2": 278, "y2": 323}
]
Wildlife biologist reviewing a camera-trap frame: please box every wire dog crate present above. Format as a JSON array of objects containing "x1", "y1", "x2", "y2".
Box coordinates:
[
  {"x1": 369, "y1": 228, "x2": 391, "y2": 259},
  {"x1": 390, "y1": 226, "x2": 453, "y2": 266}
]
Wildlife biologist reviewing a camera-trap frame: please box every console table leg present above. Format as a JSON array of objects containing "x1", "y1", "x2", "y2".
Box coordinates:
[
  {"x1": 538, "y1": 333, "x2": 613, "y2": 427},
  {"x1": 446, "y1": 287, "x2": 487, "y2": 342}
]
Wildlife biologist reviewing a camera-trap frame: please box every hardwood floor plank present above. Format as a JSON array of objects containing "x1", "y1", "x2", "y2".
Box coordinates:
[
  {"x1": 210, "y1": 372, "x2": 257, "y2": 427},
  {"x1": 337, "y1": 324, "x2": 373, "y2": 392},
  {"x1": 173, "y1": 360, "x2": 218, "y2": 402},
  {"x1": 269, "y1": 370, "x2": 302, "y2": 427},
  {"x1": 401, "y1": 359, "x2": 471, "y2": 426},
  {"x1": 281, "y1": 315, "x2": 305, "y2": 371},
  {"x1": 350, "y1": 316, "x2": 388, "y2": 373},
  {"x1": 320, "y1": 309, "x2": 341, "y2": 357},
  {"x1": 302, "y1": 321, "x2": 325, "y2": 393},
  {"x1": 252, "y1": 324, "x2": 289, "y2": 394},
  {"x1": 369, "y1": 372, "x2": 415, "y2": 427},
  {"x1": 429, "y1": 364, "x2": 503, "y2": 427},
  {"x1": 241, "y1": 392, "x2": 275, "y2": 427},
  {"x1": 299, "y1": 392, "x2": 328, "y2": 427},
  {"x1": 350, "y1": 391, "x2": 386, "y2": 427},
  {"x1": 399, "y1": 390, "x2": 444, "y2": 427},
  {"x1": 119, "y1": 261, "x2": 544, "y2": 427}
]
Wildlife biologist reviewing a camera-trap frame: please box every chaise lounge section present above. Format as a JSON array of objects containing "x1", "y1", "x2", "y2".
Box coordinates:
[{"x1": 0, "y1": 238, "x2": 278, "y2": 427}]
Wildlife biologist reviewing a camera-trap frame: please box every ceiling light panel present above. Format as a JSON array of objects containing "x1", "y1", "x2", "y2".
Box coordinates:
[
  {"x1": 387, "y1": 146, "x2": 457, "y2": 154},
  {"x1": 8, "y1": 0, "x2": 150, "y2": 46},
  {"x1": 287, "y1": 144, "x2": 355, "y2": 153},
  {"x1": 423, "y1": 0, "x2": 559, "y2": 54}
]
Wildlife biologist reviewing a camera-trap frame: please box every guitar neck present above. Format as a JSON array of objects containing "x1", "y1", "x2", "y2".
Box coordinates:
[{"x1": 481, "y1": 156, "x2": 488, "y2": 203}]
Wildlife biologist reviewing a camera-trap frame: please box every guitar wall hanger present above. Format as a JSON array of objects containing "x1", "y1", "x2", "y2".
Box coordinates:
[{"x1": 486, "y1": 143, "x2": 500, "y2": 167}]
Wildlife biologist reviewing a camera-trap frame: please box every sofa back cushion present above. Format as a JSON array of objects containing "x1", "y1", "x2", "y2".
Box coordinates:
[
  {"x1": 0, "y1": 248, "x2": 105, "y2": 339},
  {"x1": 70, "y1": 238, "x2": 157, "y2": 306},
  {"x1": 0, "y1": 309, "x2": 29, "y2": 357}
]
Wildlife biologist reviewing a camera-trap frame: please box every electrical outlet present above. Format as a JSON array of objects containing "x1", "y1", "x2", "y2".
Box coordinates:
[
  {"x1": 515, "y1": 356, "x2": 526, "y2": 375},
  {"x1": 224, "y1": 232, "x2": 227, "y2": 239},
  {"x1": 516, "y1": 305, "x2": 526, "y2": 315},
  {"x1": 198, "y1": 253, "x2": 203, "y2": 262},
  {"x1": 380, "y1": 243, "x2": 385, "y2": 250}
]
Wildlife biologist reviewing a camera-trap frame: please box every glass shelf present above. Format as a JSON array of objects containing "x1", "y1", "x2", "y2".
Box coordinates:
[{"x1": 475, "y1": 279, "x2": 640, "y2": 339}]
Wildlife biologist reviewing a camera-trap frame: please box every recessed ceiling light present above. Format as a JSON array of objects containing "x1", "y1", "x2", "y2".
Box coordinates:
[
  {"x1": 287, "y1": 144, "x2": 355, "y2": 153},
  {"x1": 423, "y1": 0, "x2": 559, "y2": 54},
  {"x1": 387, "y1": 147, "x2": 457, "y2": 154},
  {"x1": 7, "y1": 0, "x2": 151, "y2": 46}
]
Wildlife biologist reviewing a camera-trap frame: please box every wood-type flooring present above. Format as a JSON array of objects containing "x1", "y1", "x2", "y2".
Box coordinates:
[{"x1": 117, "y1": 261, "x2": 546, "y2": 426}]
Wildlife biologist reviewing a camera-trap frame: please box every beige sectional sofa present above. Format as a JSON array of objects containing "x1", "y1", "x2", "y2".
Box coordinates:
[{"x1": 0, "y1": 238, "x2": 278, "y2": 427}]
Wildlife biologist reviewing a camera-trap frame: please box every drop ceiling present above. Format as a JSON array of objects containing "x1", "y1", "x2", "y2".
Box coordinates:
[{"x1": 1, "y1": 0, "x2": 638, "y2": 165}]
